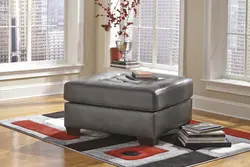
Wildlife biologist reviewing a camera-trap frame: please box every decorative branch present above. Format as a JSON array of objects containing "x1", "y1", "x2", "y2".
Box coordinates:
[{"x1": 95, "y1": 0, "x2": 140, "y2": 39}]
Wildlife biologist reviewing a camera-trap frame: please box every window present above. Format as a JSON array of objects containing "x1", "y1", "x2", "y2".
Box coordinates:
[
  {"x1": 205, "y1": 0, "x2": 250, "y2": 81},
  {"x1": 0, "y1": 0, "x2": 64, "y2": 63},
  {"x1": 109, "y1": 0, "x2": 184, "y2": 74},
  {"x1": 0, "y1": 0, "x2": 83, "y2": 72},
  {"x1": 204, "y1": 0, "x2": 250, "y2": 96}
]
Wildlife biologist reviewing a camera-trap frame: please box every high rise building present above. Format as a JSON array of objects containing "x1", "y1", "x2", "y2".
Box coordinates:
[
  {"x1": 0, "y1": 0, "x2": 9, "y2": 63},
  {"x1": 47, "y1": 27, "x2": 64, "y2": 60},
  {"x1": 227, "y1": 0, "x2": 246, "y2": 76},
  {"x1": 19, "y1": 0, "x2": 28, "y2": 62},
  {"x1": 156, "y1": 0, "x2": 180, "y2": 66},
  {"x1": 31, "y1": 0, "x2": 48, "y2": 61},
  {"x1": 47, "y1": 0, "x2": 64, "y2": 60},
  {"x1": 10, "y1": 0, "x2": 28, "y2": 62},
  {"x1": 171, "y1": 0, "x2": 180, "y2": 66},
  {"x1": 0, "y1": 0, "x2": 28, "y2": 63},
  {"x1": 31, "y1": 0, "x2": 64, "y2": 61}
]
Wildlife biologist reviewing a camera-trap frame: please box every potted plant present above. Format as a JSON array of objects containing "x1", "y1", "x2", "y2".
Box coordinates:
[{"x1": 95, "y1": 0, "x2": 140, "y2": 62}]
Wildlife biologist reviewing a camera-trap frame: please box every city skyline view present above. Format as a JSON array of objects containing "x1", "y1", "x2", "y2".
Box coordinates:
[
  {"x1": 0, "y1": 0, "x2": 247, "y2": 69},
  {"x1": 227, "y1": 0, "x2": 247, "y2": 76},
  {"x1": 0, "y1": 0, "x2": 64, "y2": 63}
]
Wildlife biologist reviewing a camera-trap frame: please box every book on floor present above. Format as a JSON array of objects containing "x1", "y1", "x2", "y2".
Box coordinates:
[
  {"x1": 182, "y1": 122, "x2": 223, "y2": 133},
  {"x1": 179, "y1": 122, "x2": 231, "y2": 149},
  {"x1": 179, "y1": 131, "x2": 225, "y2": 142},
  {"x1": 182, "y1": 129, "x2": 226, "y2": 138},
  {"x1": 178, "y1": 135, "x2": 231, "y2": 148}
]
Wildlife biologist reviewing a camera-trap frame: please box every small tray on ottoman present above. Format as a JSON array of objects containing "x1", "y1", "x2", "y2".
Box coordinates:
[{"x1": 64, "y1": 72, "x2": 193, "y2": 146}]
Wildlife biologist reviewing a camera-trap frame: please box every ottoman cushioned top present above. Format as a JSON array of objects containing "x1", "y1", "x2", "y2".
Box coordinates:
[{"x1": 64, "y1": 72, "x2": 193, "y2": 112}]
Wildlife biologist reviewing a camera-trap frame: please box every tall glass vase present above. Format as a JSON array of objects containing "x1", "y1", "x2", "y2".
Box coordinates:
[{"x1": 116, "y1": 40, "x2": 132, "y2": 62}]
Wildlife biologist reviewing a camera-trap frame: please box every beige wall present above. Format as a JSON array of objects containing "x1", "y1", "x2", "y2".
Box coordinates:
[
  {"x1": 185, "y1": 0, "x2": 250, "y2": 104},
  {"x1": 80, "y1": 0, "x2": 97, "y2": 76}
]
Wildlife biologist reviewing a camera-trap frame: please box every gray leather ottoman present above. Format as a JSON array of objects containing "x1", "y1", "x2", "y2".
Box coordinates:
[{"x1": 64, "y1": 72, "x2": 193, "y2": 146}]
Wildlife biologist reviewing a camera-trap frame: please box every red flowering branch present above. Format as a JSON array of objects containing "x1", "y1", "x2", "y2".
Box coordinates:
[{"x1": 95, "y1": 0, "x2": 140, "y2": 39}]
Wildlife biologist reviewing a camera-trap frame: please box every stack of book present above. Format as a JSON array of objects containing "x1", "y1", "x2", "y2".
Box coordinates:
[
  {"x1": 110, "y1": 60, "x2": 140, "y2": 69},
  {"x1": 178, "y1": 122, "x2": 231, "y2": 149}
]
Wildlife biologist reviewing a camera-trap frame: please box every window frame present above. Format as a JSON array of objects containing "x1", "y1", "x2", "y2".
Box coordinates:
[
  {"x1": 203, "y1": 0, "x2": 250, "y2": 96},
  {"x1": 0, "y1": 0, "x2": 84, "y2": 80},
  {"x1": 107, "y1": 0, "x2": 185, "y2": 76}
]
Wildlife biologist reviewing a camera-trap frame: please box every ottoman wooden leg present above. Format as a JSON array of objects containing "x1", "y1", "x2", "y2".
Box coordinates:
[
  {"x1": 137, "y1": 137, "x2": 159, "y2": 146},
  {"x1": 66, "y1": 127, "x2": 81, "y2": 136}
]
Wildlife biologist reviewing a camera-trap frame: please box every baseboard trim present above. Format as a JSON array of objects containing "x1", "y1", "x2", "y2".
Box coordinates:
[
  {"x1": 0, "y1": 81, "x2": 68, "y2": 101},
  {"x1": 193, "y1": 95, "x2": 250, "y2": 120}
]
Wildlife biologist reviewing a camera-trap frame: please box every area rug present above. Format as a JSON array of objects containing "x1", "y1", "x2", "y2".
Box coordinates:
[{"x1": 1, "y1": 111, "x2": 250, "y2": 167}]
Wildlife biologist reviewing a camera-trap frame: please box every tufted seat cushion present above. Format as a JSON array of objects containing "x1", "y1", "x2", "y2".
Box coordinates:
[{"x1": 64, "y1": 72, "x2": 193, "y2": 112}]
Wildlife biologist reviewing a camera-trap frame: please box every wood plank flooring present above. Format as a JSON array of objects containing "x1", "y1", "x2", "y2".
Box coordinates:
[{"x1": 0, "y1": 95, "x2": 250, "y2": 167}]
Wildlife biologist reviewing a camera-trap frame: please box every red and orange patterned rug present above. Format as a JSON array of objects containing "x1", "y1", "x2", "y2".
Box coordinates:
[{"x1": 1, "y1": 111, "x2": 250, "y2": 167}]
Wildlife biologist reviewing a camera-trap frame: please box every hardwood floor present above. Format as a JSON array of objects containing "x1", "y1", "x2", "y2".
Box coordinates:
[{"x1": 0, "y1": 95, "x2": 250, "y2": 167}]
